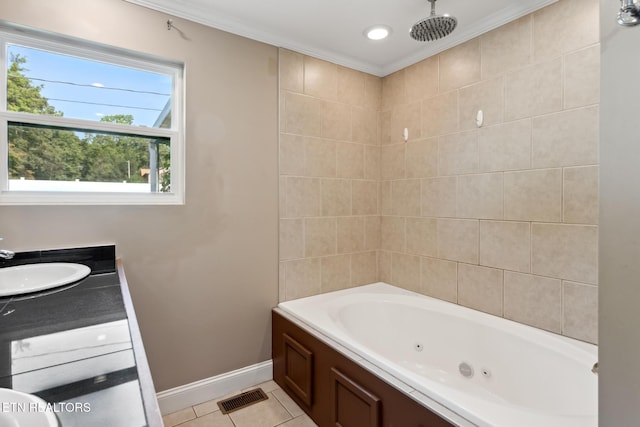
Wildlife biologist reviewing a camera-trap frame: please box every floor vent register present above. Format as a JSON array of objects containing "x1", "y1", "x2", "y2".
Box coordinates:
[{"x1": 217, "y1": 388, "x2": 269, "y2": 414}]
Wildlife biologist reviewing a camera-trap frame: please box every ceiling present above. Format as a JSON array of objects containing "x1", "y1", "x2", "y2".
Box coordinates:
[{"x1": 125, "y1": 0, "x2": 557, "y2": 77}]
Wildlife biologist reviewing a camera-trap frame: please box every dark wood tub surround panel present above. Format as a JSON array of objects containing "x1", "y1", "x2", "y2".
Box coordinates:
[
  {"x1": 283, "y1": 333, "x2": 314, "y2": 406},
  {"x1": 272, "y1": 310, "x2": 455, "y2": 427}
]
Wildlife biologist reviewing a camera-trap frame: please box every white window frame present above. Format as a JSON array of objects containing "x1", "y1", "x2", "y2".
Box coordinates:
[{"x1": 0, "y1": 23, "x2": 185, "y2": 205}]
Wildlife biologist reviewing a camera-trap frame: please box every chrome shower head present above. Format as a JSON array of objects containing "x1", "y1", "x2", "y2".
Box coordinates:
[{"x1": 410, "y1": 0, "x2": 457, "y2": 42}]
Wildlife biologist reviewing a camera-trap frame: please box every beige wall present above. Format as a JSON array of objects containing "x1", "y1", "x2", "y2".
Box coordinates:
[
  {"x1": 0, "y1": 0, "x2": 279, "y2": 391},
  {"x1": 279, "y1": 0, "x2": 600, "y2": 345},
  {"x1": 278, "y1": 49, "x2": 382, "y2": 300},
  {"x1": 599, "y1": 0, "x2": 640, "y2": 424}
]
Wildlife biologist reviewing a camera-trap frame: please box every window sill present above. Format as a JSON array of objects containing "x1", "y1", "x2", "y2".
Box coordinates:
[{"x1": 0, "y1": 191, "x2": 185, "y2": 205}]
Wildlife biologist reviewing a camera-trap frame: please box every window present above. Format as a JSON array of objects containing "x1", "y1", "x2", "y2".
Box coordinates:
[{"x1": 0, "y1": 24, "x2": 184, "y2": 204}]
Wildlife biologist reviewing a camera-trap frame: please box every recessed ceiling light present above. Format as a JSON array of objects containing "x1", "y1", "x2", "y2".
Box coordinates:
[{"x1": 365, "y1": 25, "x2": 391, "y2": 40}]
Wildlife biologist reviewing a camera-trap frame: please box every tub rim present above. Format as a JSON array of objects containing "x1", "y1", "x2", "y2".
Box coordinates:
[{"x1": 277, "y1": 282, "x2": 598, "y2": 427}]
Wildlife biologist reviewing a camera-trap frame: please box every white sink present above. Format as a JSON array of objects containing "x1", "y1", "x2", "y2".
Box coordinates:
[
  {"x1": 0, "y1": 388, "x2": 58, "y2": 427},
  {"x1": 0, "y1": 263, "x2": 91, "y2": 297}
]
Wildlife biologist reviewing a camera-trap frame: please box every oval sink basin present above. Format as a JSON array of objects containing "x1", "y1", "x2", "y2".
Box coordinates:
[
  {"x1": 0, "y1": 263, "x2": 91, "y2": 297},
  {"x1": 0, "y1": 388, "x2": 59, "y2": 427}
]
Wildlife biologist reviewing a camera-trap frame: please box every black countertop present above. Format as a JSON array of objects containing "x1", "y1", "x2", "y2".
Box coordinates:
[{"x1": 0, "y1": 245, "x2": 161, "y2": 427}]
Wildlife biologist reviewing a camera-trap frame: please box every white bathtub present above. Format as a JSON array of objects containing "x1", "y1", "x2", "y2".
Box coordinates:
[{"x1": 278, "y1": 283, "x2": 598, "y2": 427}]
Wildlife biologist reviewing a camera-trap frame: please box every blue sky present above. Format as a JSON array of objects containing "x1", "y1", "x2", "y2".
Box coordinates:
[{"x1": 8, "y1": 44, "x2": 172, "y2": 127}]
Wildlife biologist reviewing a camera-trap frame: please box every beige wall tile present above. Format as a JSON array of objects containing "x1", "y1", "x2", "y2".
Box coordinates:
[
  {"x1": 504, "y1": 272, "x2": 562, "y2": 333},
  {"x1": 336, "y1": 142, "x2": 364, "y2": 178},
  {"x1": 337, "y1": 216, "x2": 365, "y2": 253},
  {"x1": 405, "y1": 56, "x2": 438, "y2": 102},
  {"x1": 284, "y1": 258, "x2": 321, "y2": 300},
  {"x1": 504, "y1": 58, "x2": 562, "y2": 121},
  {"x1": 304, "y1": 217, "x2": 337, "y2": 257},
  {"x1": 481, "y1": 16, "x2": 532, "y2": 79},
  {"x1": 321, "y1": 179, "x2": 351, "y2": 216},
  {"x1": 532, "y1": 106, "x2": 599, "y2": 168},
  {"x1": 456, "y1": 173, "x2": 504, "y2": 220},
  {"x1": 352, "y1": 180, "x2": 378, "y2": 215},
  {"x1": 352, "y1": 251, "x2": 378, "y2": 286},
  {"x1": 321, "y1": 255, "x2": 351, "y2": 293},
  {"x1": 421, "y1": 257, "x2": 457, "y2": 303},
  {"x1": 406, "y1": 217, "x2": 438, "y2": 257},
  {"x1": 504, "y1": 169, "x2": 562, "y2": 222},
  {"x1": 422, "y1": 91, "x2": 459, "y2": 138},
  {"x1": 422, "y1": 176, "x2": 457, "y2": 218},
  {"x1": 391, "y1": 102, "x2": 422, "y2": 143},
  {"x1": 563, "y1": 281, "x2": 598, "y2": 344},
  {"x1": 279, "y1": 176, "x2": 287, "y2": 215},
  {"x1": 364, "y1": 145, "x2": 381, "y2": 180},
  {"x1": 381, "y1": 216, "x2": 405, "y2": 252},
  {"x1": 337, "y1": 65, "x2": 365, "y2": 107},
  {"x1": 406, "y1": 137, "x2": 438, "y2": 178},
  {"x1": 285, "y1": 92, "x2": 322, "y2": 137},
  {"x1": 382, "y1": 70, "x2": 405, "y2": 110},
  {"x1": 533, "y1": 0, "x2": 599, "y2": 62},
  {"x1": 364, "y1": 74, "x2": 382, "y2": 111},
  {"x1": 380, "y1": 180, "x2": 392, "y2": 215},
  {"x1": 459, "y1": 77, "x2": 504, "y2": 131},
  {"x1": 437, "y1": 218, "x2": 479, "y2": 264},
  {"x1": 352, "y1": 107, "x2": 378, "y2": 144},
  {"x1": 379, "y1": 110, "x2": 392, "y2": 145},
  {"x1": 279, "y1": 90, "x2": 286, "y2": 134},
  {"x1": 565, "y1": 45, "x2": 600, "y2": 109},
  {"x1": 304, "y1": 137, "x2": 335, "y2": 177},
  {"x1": 381, "y1": 144, "x2": 406, "y2": 180},
  {"x1": 478, "y1": 119, "x2": 531, "y2": 173},
  {"x1": 365, "y1": 216, "x2": 381, "y2": 251},
  {"x1": 279, "y1": 262, "x2": 285, "y2": 303},
  {"x1": 378, "y1": 250, "x2": 391, "y2": 282},
  {"x1": 480, "y1": 221, "x2": 530, "y2": 272},
  {"x1": 280, "y1": 219, "x2": 304, "y2": 261},
  {"x1": 438, "y1": 131, "x2": 478, "y2": 176},
  {"x1": 531, "y1": 224, "x2": 598, "y2": 284},
  {"x1": 458, "y1": 264, "x2": 504, "y2": 316},
  {"x1": 284, "y1": 177, "x2": 321, "y2": 218},
  {"x1": 321, "y1": 101, "x2": 351, "y2": 141},
  {"x1": 280, "y1": 133, "x2": 306, "y2": 176},
  {"x1": 304, "y1": 56, "x2": 337, "y2": 100},
  {"x1": 392, "y1": 179, "x2": 421, "y2": 217},
  {"x1": 391, "y1": 252, "x2": 421, "y2": 292},
  {"x1": 279, "y1": 49, "x2": 303, "y2": 93},
  {"x1": 564, "y1": 166, "x2": 599, "y2": 225},
  {"x1": 439, "y1": 38, "x2": 481, "y2": 92}
]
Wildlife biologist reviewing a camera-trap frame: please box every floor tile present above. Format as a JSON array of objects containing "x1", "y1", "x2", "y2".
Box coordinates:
[
  {"x1": 177, "y1": 411, "x2": 234, "y2": 427},
  {"x1": 193, "y1": 398, "x2": 220, "y2": 417},
  {"x1": 272, "y1": 388, "x2": 304, "y2": 418},
  {"x1": 162, "y1": 407, "x2": 196, "y2": 427},
  {"x1": 277, "y1": 414, "x2": 318, "y2": 427},
  {"x1": 228, "y1": 392, "x2": 293, "y2": 427},
  {"x1": 251, "y1": 380, "x2": 281, "y2": 393}
]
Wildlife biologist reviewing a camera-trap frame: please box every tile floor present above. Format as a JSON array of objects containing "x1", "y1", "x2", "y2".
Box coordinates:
[{"x1": 162, "y1": 380, "x2": 318, "y2": 427}]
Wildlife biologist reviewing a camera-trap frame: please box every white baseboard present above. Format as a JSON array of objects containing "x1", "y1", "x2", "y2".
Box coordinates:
[{"x1": 156, "y1": 360, "x2": 273, "y2": 415}]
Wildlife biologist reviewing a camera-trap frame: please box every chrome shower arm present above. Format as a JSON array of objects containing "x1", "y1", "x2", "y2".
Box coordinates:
[{"x1": 618, "y1": 0, "x2": 640, "y2": 26}]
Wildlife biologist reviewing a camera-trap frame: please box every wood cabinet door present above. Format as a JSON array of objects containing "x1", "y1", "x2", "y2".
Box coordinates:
[{"x1": 331, "y1": 367, "x2": 381, "y2": 427}]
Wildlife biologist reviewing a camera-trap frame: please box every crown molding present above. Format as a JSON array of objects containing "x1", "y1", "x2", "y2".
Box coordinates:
[{"x1": 125, "y1": 0, "x2": 557, "y2": 77}]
